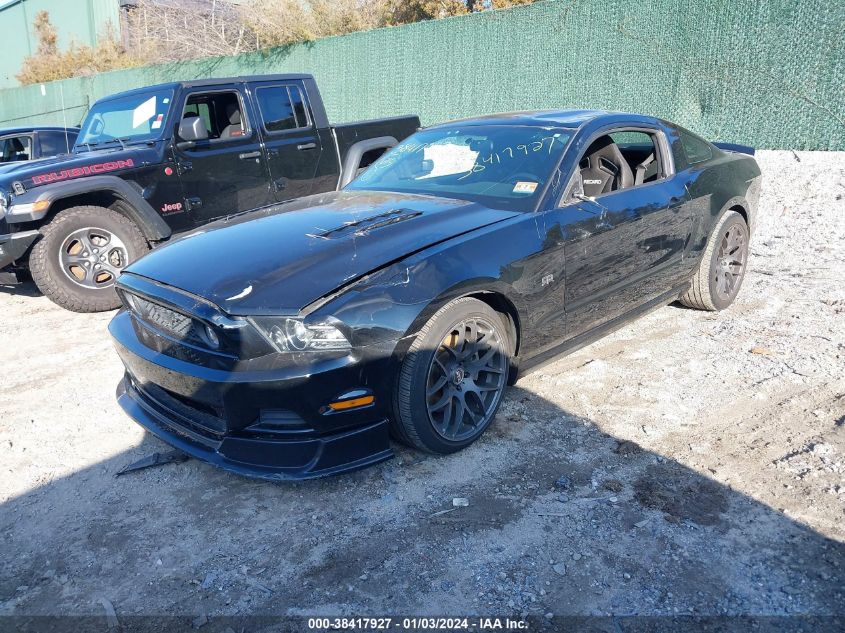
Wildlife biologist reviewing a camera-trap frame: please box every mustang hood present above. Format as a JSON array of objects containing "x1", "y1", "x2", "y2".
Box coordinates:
[{"x1": 125, "y1": 190, "x2": 519, "y2": 314}]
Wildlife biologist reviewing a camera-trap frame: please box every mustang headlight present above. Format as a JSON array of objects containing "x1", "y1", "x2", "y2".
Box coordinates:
[{"x1": 250, "y1": 317, "x2": 351, "y2": 352}]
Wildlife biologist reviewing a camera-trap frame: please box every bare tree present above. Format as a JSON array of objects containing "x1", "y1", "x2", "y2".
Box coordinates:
[
  {"x1": 120, "y1": 0, "x2": 544, "y2": 67},
  {"x1": 126, "y1": 0, "x2": 251, "y2": 62}
]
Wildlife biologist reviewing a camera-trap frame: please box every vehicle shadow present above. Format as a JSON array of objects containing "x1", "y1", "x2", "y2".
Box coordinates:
[
  {"x1": 0, "y1": 278, "x2": 40, "y2": 298},
  {"x1": 1, "y1": 382, "x2": 843, "y2": 631}
]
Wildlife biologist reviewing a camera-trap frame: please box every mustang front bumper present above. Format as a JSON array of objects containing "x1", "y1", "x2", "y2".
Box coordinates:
[{"x1": 110, "y1": 310, "x2": 397, "y2": 480}]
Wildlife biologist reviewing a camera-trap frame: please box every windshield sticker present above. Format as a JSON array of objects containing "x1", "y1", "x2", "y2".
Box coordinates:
[
  {"x1": 132, "y1": 96, "x2": 157, "y2": 129},
  {"x1": 151, "y1": 113, "x2": 164, "y2": 130},
  {"x1": 162, "y1": 98, "x2": 170, "y2": 104},
  {"x1": 513, "y1": 181, "x2": 538, "y2": 194},
  {"x1": 421, "y1": 144, "x2": 477, "y2": 178}
]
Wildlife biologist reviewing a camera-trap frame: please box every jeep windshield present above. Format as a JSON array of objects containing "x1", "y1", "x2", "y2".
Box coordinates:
[
  {"x1": 346, "y1": 125, "x2": 572, "y2": 211},
  {"x1": 76, "y1": 89, "x2": 174, "y2": 150}
]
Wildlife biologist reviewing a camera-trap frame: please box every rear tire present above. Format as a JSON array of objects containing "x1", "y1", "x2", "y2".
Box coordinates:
[
  {"x1": 393, "y1": 298, "x2": 511, "y2": 454},
  {"x1": 29, "y1": 205, "x2": 149, "y2": 312},
  {"x1": 680, "y1": 210, "x2": 749, "y2": 311}
]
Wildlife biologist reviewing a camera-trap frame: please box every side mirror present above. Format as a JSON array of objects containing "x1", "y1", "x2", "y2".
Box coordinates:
[
  {"x1": 564, "y1": 172, "x2": 608, "y2": 219},
  {"x1": 177, "y1": 117, "x2": 209, "y2": 148},
  {"x1": 568, "y1": 172, "x2": 586, "y2": 203},
  {"x1": 90, "y1": 115, "x2": 104, "y2": 137}
]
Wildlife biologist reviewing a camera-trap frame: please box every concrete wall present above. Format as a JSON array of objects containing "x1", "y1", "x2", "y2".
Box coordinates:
[{"x1": 0, "y1": 0, "x2": 120, "y2": 88}]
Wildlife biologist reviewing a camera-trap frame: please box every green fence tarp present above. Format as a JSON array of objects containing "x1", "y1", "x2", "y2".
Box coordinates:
[{"x1": 1, "y1": 0, "x2": 842, "y2": 149}]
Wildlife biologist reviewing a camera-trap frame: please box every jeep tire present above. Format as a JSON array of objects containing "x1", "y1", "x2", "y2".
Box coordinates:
[{"x1": 29, "y1": 205, "x2": 149, "y2": 312}]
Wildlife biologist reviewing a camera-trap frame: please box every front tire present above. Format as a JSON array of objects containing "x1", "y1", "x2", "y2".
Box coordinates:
[
  {"x1": 393, "y1": 298, "x2": 511, "y2": 454},
  {"x1": 680, "y1": 210, "x2": 749, "y2": 311},
  {"x1": 29, "y1": 205, "x2": 149, "y2": 312}
]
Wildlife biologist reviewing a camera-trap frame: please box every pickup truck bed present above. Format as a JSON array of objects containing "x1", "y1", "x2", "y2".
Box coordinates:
[{"x1": 333, "y1": 116, "x2": 420, "y2": 186}]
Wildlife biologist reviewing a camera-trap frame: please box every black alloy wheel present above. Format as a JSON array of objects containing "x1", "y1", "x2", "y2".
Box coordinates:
[
  {"x1": 712, "y1": 222, "x2": 747, "y2": 302},
  {"x1": 393, "y1": 297, "x2": 512, "y2": 454},
  {"x1": 425, "y1": 316, "x2": 508, "y2": 442}
]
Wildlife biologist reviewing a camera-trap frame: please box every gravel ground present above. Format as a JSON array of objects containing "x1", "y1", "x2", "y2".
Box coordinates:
[{"x1": 1, "y1": 151, "x2": 843, "y2": 627}]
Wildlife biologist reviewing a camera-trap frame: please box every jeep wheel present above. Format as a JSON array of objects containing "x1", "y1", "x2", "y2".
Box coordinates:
[{"x1": 29, "y1": 205, "x2": 149, "y2": 312}]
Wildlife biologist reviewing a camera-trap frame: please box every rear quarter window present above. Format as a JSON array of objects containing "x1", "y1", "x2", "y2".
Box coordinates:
[{"x1": 680, "y1": 130, "x2": 714, "y2": 165}]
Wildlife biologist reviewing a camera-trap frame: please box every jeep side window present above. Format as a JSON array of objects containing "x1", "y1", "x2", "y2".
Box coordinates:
[
  {"x1": 0, "y1": 135, "x2": 32, "y2": 162},
  {"x1": 255, "y1": 85, "x2": 310, "y2": 133},
  {"x1": 181, "y1": 91, "x2": 247, "y2": 142},
  {"x1": 182, "y1": 102, "x2": 213, "y2": 136}
]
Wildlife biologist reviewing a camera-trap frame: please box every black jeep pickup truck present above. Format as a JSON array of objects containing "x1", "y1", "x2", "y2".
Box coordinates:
[{"x1": 0, "y1": 74, "x2": 419, "y2": 311}]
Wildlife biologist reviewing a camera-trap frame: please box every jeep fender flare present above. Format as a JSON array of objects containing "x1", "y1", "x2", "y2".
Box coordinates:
[
  {"x1": 338, "y1": 136, "x2": 398, "y2": 189},
  {"x1": 10, "y1": 175, "x2": 172, "y2": 242}
]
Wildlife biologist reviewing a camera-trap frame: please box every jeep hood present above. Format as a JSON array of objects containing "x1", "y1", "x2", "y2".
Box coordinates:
[{"x1": 125, "y1": 190, "x2": 519, "y2": 315}]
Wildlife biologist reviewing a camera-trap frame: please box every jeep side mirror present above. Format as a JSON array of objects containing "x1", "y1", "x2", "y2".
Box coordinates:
[{"x1": 177, "y1": 117, "x2": 209, "y2": 148}]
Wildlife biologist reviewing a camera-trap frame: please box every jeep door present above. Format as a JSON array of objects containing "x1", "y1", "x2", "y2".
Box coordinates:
[
  {"x1": 249, "y1": 80, "x2": 323, "y2": 201},
  {"x1": 173, "y1": 86, "x2": 273, "y2": 225}
]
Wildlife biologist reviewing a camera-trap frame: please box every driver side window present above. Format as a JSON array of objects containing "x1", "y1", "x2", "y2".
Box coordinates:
[
  {"x1": 575, "y1": 129, "x2": 665, "y2": 198},
  {"x1": 181, "y1": 91, "x2": 247, "y2": 143}
]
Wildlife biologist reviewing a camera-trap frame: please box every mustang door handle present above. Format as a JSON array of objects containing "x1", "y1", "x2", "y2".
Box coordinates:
[
  {"x1": 239, "y1": 151, "x2": 261, "y2": 160},
  {"x1": 297, "y1": 142, "x2": 317, "y2": 151}
]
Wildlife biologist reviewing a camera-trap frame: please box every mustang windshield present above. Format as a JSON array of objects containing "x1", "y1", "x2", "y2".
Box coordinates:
[
  {"x1": 76, "y1": 89, "x2": 173, "y2": 148},
  {"x1": 347, "y1": 125, "x2": 571, "y2": 210}
]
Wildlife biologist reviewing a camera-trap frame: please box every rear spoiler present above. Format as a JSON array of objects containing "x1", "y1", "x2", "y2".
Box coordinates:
[{"x1": 712, "y1": 141, "x2": 755, "y2": 156}]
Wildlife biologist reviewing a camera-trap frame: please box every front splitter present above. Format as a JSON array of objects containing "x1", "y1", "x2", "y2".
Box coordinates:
[{"x1": 116, "y1": 377, "x2": 394, "y2": 481}]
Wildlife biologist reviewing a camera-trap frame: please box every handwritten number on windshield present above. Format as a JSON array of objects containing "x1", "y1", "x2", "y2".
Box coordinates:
[{"x1": 458, "y1": 136, "x2": 557, "y2": 180}]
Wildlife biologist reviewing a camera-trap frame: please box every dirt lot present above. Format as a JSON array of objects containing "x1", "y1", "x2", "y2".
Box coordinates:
[{"x1": 1, "y1": 151, "x2": 843, "y2": 627}]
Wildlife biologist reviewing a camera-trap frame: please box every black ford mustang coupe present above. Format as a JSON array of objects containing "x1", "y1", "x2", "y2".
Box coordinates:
[{"x1": 109, "y1": 110, "x2": 761, "y2": 479}]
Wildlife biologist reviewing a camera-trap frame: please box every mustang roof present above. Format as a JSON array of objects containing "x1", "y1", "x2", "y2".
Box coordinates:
[{"x1": 428, "y1": 109, "x2": 661, "y2": 130}]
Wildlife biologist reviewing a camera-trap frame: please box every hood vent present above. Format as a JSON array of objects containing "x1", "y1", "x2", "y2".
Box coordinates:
[{"x1": 307, "y1": 209, "x2": 422, "y2": 240}]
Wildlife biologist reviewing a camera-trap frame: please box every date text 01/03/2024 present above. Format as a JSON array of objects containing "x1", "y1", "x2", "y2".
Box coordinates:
[{"x1": 306, "y1": 617, "x2": 529, "y2": 630}]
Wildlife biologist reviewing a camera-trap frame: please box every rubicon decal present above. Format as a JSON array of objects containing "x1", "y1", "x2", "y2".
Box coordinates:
[{"x1": 31, "y1": 159, "x2": 135, "y2": 185}]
